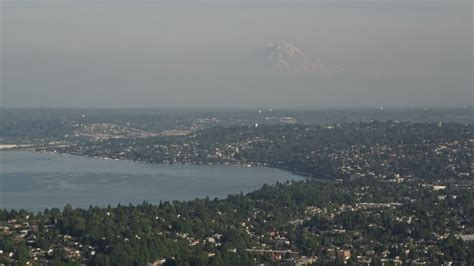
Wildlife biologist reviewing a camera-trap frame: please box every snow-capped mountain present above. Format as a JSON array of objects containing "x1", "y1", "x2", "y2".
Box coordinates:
[{"x1": 258, "y1": 41, "x2": 326, "y2": 74}]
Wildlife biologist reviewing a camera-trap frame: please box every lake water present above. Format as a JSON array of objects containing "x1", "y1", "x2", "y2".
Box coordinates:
[{"x1": 0, "y1": 151, "x2": 302, "y2": 212}]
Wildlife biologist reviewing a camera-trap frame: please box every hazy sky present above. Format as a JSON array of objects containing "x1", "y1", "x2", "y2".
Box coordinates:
[{"x1": 1, "y1": 0, "x2": 472, "y2": 109}]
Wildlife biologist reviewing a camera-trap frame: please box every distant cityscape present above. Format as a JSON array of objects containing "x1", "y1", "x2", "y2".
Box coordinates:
[{"x1": 0, "y1": 108, "x2": 472, "y2": 265}]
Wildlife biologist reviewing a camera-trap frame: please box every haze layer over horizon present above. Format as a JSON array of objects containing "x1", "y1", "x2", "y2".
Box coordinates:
[{"x1": 1, "y1": 0, "x2": 472, "y2": 109}]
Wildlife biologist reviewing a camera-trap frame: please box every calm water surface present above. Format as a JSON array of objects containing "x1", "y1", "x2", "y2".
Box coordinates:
[{"x1": 0, "y1": 151, "x2": 302, "y2": 211}]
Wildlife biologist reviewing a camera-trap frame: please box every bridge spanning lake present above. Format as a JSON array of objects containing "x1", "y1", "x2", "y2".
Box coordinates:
[{"x1": 0, "y1": 151, "x2": 303, "y2": 212}]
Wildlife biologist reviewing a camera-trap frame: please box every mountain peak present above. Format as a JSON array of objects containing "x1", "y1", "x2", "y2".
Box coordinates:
[{"x1": 260, "y1": 41, "x2": 325, "y2": 74}]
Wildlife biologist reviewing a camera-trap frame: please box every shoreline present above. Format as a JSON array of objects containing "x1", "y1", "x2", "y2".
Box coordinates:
[{"x1": 1, "y1": 148, "x2": 314, "y2": 178}]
